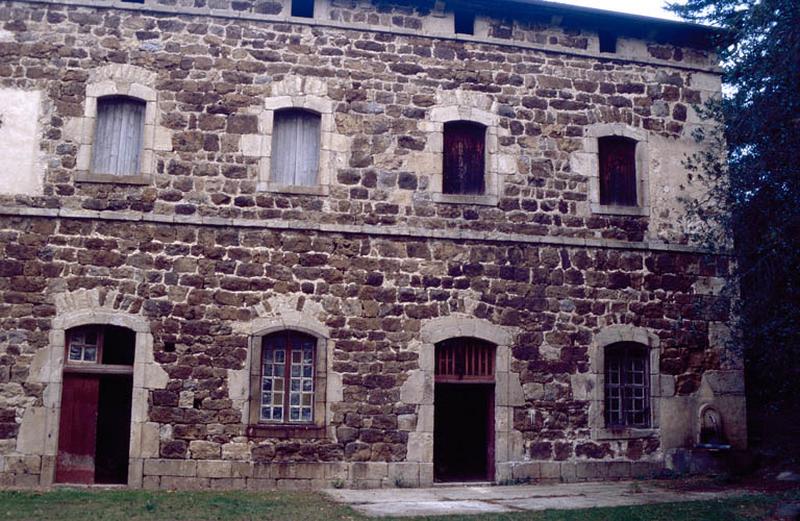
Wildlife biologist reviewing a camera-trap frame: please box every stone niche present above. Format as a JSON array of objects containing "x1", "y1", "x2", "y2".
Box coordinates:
[{"x1": 0, "y1": 89, "x2": 43, "y2": 195}]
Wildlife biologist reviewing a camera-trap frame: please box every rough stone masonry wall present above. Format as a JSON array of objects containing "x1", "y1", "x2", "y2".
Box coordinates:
[
  {"x1": 0, "y1": 215, "x2": 741, "y2": 488},
  {"x1": 0, "y1": 0, "x2": 743, "y2": 489},
  {"x1": 0, "y1": 0, "x2": 720, "y2": 245}
]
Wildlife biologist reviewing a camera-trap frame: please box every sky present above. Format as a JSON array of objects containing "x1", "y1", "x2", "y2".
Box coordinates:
[{"x1": 545, "y1": 0, "x2": 682, "y2": 21}]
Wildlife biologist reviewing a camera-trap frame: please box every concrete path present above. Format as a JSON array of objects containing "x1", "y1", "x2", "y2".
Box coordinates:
[{"x1": 325, "y1": 481, "x2": 738, "y2": 517}]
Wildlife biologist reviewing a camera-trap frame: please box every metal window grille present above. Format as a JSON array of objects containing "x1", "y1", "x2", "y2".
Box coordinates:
[
  {"x1": 435, "y1": 338, "x2": 495, "y2": 383},
  {"x1": 604, "y1": 342, "x2": 650, "y2": 428}
]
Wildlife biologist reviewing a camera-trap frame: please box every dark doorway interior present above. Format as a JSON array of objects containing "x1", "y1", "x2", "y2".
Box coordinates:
[
  {"x1": 434, "y1": 383, "x2": 493, "y2": 482},
  {"x1": 95, "y1": 375, "x2": 133, "y2": 484}
]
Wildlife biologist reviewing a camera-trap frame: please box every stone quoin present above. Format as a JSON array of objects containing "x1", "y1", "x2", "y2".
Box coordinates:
[{"x1": 0, "y1": 0, "x2": 744, "y2": 489}]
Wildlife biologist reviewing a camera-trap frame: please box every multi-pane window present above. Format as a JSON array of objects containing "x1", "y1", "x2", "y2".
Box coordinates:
[
  {"x1": 260, "y1": 331, "x2": 315, "y2": 423},
  {"x1": 270, "y1": 109, "x2": 321, "y2": 186},
  {"x1": 68, "y1": 327, "x2": 100, "y2": 363},
  {"x1": 443, "y1": 121, "x2": 486, "y2": 195},
  {"x1": 92, "y1": 96, "x2": 146, "y2": 176},
  {"x1": 604, "y1": 342, "x2": 650, "y2": 428},
  {"x1": 598, "y1": 136, "x2": 637, "y2": 206}
]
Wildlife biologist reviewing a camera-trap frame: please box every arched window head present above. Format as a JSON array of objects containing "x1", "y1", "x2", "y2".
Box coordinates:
[
  {"x1": 604, "y1": 342, "x2": 650, "y2": 428},
  {"x1": 259, "y1": 331, "x2": 316, "y2": 423},
  {"x1": 91, "y1": 96, "x2": 146, "y2": 176},
  {"x1": 66, "y1": 325, "x2": 135, "y2": 366},
  {"x1": 598, "y1": 136, "x2": 638, "y2": 206},
  {"x1": 443, "y1": 121, "x2": 486, "y2": 195},
  {"x1": 270, "y1": 109, "x2": 321, "y2": 187}
]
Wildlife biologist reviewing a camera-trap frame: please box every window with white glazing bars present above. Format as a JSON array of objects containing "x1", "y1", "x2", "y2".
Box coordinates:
[{"x1": 260, "y1": 331, "x2": 315, "y2": 423}]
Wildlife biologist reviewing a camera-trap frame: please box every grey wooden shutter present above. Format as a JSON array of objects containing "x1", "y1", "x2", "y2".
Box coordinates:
[
  {"x1": 271, "y1": 109, "x2": 321, "y2": 186},
  {"x1": 92, "y1": 96, "x2": 146, "y2": 176}
]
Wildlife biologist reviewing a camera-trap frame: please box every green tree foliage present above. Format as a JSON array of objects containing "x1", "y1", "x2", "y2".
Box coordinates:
[{"x1": 667, "y1": 0, "x2": 800, "y2": 408}]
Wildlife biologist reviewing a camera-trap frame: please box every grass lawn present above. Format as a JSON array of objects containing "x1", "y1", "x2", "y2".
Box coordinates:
[{"x1": 0, "y1": 488, "x2": 795, "y2": 521}]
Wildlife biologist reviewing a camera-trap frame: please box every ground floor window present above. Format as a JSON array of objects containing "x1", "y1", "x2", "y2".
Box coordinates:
[
  {"x1": 260, "y1": 331, "x2": 316, "y2": 423},
  {"x1": 604, "y1": 342, "x2": 650, "y2": 428}
]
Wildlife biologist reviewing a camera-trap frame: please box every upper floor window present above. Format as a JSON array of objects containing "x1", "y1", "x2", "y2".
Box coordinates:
[
  {"x1": 454, "y1": 10, "x2": 475, "y2": 35},
  {"x1": 604, "y1": 342, "x2": 650, "y2": 428},
  {"x1": 443, "y1": 121, "x2": 486, "y2": 195},
  {"x1": 91, "y1": 96, "x2": 146, "y2": 177},
  {"x1": 270, "y1": 109, "x2": 321, "y2": 187},
  {"x1": 291, "y1": 0, "x2": 314, "y2": 17},
  {"x1": 599, "y1": 30, "x2": 618, "y2": 53},
  {"x1": 598, "y1": 135, "x2": 637, "y2": 207},
  {"x1": 259, "y1": 331, "x2": 316, "y2": 424}
]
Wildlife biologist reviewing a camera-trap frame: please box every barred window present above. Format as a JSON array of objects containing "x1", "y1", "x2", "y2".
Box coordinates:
[
  {"x1": 260, "y1": 331, "x2": 316, "y2": 423},
  {"x1": 604, "y1": 342, "x2": 650, "y2": 428}
]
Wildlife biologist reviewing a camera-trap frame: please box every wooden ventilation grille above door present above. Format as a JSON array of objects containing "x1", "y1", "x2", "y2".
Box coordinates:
[{"x1": 435, "y1": 338, "x2": 495, "y2": 383}]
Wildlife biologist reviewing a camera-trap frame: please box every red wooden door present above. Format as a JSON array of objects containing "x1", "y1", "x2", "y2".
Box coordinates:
[{"x1": 56, "y1": 374, "x2": 100, "y2": 484}]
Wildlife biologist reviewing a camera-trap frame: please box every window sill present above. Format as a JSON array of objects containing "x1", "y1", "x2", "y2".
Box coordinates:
[
  {"x1": 247, "y1": 424, "x2": 327, "y2": 439},
  {"x1": 592, "y1": 427, "x2": 657, "y2": 441},
  {"x1": 432, "y1": 193, "x2": 498, "y2": 206},
  {"x1": 75, "y1": 172, "x2": 153, "y2": 185},
  {"x1": 591, "y1": 203, "x2": 649, "y2": 216},
  {"x1": 256, "y1": 183, "x2": 330, "y2": 196}
]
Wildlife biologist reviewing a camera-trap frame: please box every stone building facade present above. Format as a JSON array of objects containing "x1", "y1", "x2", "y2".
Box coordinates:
[{"x1": 0, "y1": 0, "x2": 745, "y2": 489}]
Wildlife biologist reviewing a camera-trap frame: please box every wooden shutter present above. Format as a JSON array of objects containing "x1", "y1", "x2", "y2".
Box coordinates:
[
  {"x1": 443, "y1": 121, "x2": 486, "y2": 195},
  {"x1": 599, "y1": 136, "x2": 637, "y2": 206},
  {"x1": 271, "y1": 109, "x2": 321, "y2": 186},
  {"x1": 92, "y1": 97, "x2": 145, "y2": 176}
]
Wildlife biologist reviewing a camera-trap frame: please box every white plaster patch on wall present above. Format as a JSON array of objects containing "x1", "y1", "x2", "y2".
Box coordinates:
[{"x1": 0, "y1": 89, "x2": 43, "y2": 195}]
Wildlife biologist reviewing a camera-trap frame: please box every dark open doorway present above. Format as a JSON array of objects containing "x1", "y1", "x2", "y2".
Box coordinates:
[
  {"x1": 433, "y1": 337, "x2": 496, "y2": 483},
  {"x1": 56, "y1": 325, "x2": 135, "y2": 485},
  {"x1": 434, "y1": 383, "x2": 494, "y2": 482}
]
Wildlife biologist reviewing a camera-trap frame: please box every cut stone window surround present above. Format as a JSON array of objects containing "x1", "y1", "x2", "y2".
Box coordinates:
[
  {"x1": 428, "y1": 105, "x2": 503, "y2": 206},
  {"x1": 74, "y1": 65, "x2": 160, "y2": 185},
  {"x1": 253, "y1": 77, "x2": 346, "y2": 196},
  {"x1": 245, "y1": 315, "x2": 331, "y2": 438},
  {"x1": 586, "y1": 325, "x2": 663, "y2": 441},
  {"x1": 572, "y1": 123, "x2": 651, "y2": 216}
]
